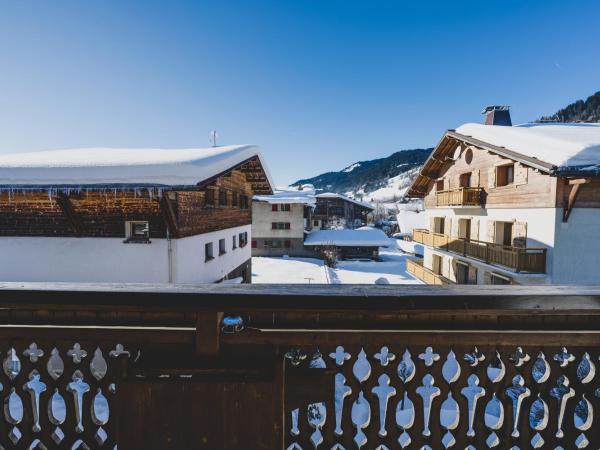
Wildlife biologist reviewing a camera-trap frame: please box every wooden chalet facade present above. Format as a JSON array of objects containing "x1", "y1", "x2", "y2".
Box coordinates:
[
  {"x1": 312, "y1": 193, "x2": 373, "y2": 229},
  {"x1": 0, "y1": 145, "x2": 273, "y2": 284},
  {"x1": 406, "y1": 109, "x2": 600, "y2": 285}
]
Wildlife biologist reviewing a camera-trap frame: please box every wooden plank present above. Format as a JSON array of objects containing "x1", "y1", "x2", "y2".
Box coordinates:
[
  {"x1": 196, "y1": 311, "x2": 224, "y2": 357},
  {"x1": 55, "y1": 192, "x2": 84, "y2": 235},
  {"x1": 563, "y1": 182, "x2": 582, "y2": 222}
]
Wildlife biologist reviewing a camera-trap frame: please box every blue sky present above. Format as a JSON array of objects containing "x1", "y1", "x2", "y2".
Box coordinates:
[{"x1": 1, "y1": 1, "x2": 599, "y2": 185}]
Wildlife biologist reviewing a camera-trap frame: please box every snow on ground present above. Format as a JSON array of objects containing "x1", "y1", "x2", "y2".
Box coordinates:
[
  {"x1": 251, "y1": 256, "x2": 328, "y2": 284},
  {"x1": 252, "y1": 241, "x2": 423, "y2": 284}
]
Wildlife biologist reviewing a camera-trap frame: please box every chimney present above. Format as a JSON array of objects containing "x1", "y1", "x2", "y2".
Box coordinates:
[{"x1": 482, "y1": 105, "x2": 512, "y2": 126}]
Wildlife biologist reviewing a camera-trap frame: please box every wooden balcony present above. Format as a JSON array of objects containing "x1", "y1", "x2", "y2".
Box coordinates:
[
  {"x1": 406, "y1": 257, "x2": 453, "y2": 285},
  {"x1": 413, "y1": 228, "x2": 547, "y2": 273},
  {"x1": 0, "y1": 283, "x2": 598, "y2": 449},
  {"x1": 436, "y1": 187, "x2": 484, "y2": 207}
]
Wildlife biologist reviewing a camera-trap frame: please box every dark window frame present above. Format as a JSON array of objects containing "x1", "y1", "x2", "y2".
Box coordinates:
[
  {"x1": 205, "y1": 242, "x2": 214, "y2": 261},
  {"x1": 204, "y1": 189, "x2": 215, "y2": 207},
  {"x1": 219, "y1": 238, "x2": 227, "y2": 255},
  {"x1": 219, "y1": 190, "x2": 228, "y2": 207}
]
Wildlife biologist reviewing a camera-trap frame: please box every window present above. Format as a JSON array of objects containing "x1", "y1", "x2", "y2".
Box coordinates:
[
  {"x1": 232, "y1": 235, "x2": 237, "y2": 249},
  {"x1": 496, "y1": 164, "x2": 515, "y2": 187},
  {"x1": 456, "y1": 262, "x2": 469, "y2": 284},
  {"x1": 313, "y1": 220, "x2": 319, "y2": 227},
  {"x1": 204, "y1": 189, "x2": 215, "y2": 206},
  {"x1": 231, "y1": 192, "x2": 238, "y2": 207},
  {"x1": 272, "y1": 222, "x2": 290, "y2": 230},
  {"x1": 251, "y1": 240, "x2": 257, "y2": 248},
  {"x1": 436, "y1": 180, "x2": 445, "y2": 192},
  {"x1": 433, "y1": 217, "x2": 445, "y2": 235},
  {"x1": 240, "y1": 195, "x2": 249, "y2": 209},
  {"x1": 271, "y1": 204, "x2": 278, "y2": 212},
  {"x1": 219, "y1": 238, "x2": 226, "y2": 255},
  {"x1": 239, "y1": 232, "x2": 248, "y2": 247},
  {"x1": 284, "y1": 240, "x2": 291, "y2": 249},
  {"x1": 124, "y1": 221, "x2": 150, "y2": 243},
  {"x1": 281, "y1": 204, "x2": 291, "y2": 212},
  {"x1": 459, "y1": 172, "x2": 471, "y2": 188},
  {"x1": 205, "y1": 242, "x2": 214, "y2": 261},
  {"x1": 432, "y1": 254, "x2": 443, "y2": 275},
  {"x1": 219, "y1": 190, "x2": 228, "y2": 207}
]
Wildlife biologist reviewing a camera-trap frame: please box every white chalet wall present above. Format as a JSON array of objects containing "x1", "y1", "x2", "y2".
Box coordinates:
[
  {"x1": 0, "y1": 237, "x2": 170, "y2": 283},
  {"x1": 0, "y1": 224, "x2": 251, "y2": 284},
  {"x1": 552, "y1": 208, "x2": 600, "y2": 285},
  {"x1": 173, "y1": 224, "x2": 251, "y2": 284}
]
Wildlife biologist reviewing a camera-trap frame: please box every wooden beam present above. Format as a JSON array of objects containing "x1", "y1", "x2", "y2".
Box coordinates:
[
  {"x1": 568, "y1": 178, "x2": 591, "y2": 185},
  {"x1": 563, "y1": 182, "x2": 583, "y2": 222},
  {"x1": 160, "y1": 192, "x2": 179, "y2": 238},
  {"x1": 195, "y1": 311, "x2": 224, "y2": 358},
  {"x1": 55, "y1": 193, "x2": 84, "y2": 236}
]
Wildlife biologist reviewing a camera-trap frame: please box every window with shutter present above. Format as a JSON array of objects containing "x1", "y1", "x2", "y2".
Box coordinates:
[{"x1": 272, "y1": 204, "x2": 278, "y2": 212}]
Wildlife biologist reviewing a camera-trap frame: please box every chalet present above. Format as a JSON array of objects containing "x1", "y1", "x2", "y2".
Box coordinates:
[
  {"x1": 312, "y1": 192, "x2": 373, "y2": 229},
  {"x1": 251, "y1": 185, "x2": 316, "y2": 257},
  {"x1": 406, "y1": 106, "x2": 600, "y2": 285},
  {"x1": 0, "y1": 145, "x2": 273, "y2": 284},
  {"x1": 303, "y1": 227, "x2": 390, "y2": 260}
]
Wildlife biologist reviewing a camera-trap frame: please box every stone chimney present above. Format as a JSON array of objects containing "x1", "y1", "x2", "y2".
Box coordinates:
[{"x1": 482, "y1": 105, "x2": 512, "y2": 126}]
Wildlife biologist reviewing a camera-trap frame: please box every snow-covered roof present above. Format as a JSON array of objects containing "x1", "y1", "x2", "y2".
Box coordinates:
[
  {"x1": 0, "y1": 145, "x2": 275, "y2": 188},
  {"x1": 304, "y1": 228, "x2": 390, "y2": 247},
  {"x1": 253, "y1": 185, "x2": 316, "y2": 206},
  {"x1": 455, "y1": 122, "x2": 600, "y2": 170},
  {"x1": 316, "y1": 192, "x2": 374, "y2": 210}
]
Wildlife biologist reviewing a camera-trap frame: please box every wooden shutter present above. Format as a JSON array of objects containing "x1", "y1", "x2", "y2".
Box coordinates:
[
  {"x1": 468, "y1": 265, "x2": 478, "y2": 284},
  {"x1": 472, "y1": 170, "x2": 480, "y2": 187},
  {"x1": 445, "y1": 218, "x2": 453, "y2": 237},
  {"x1": 488, "y1": 167, "x2": 496, "y2": 189},
  {"x1": 442, "y1": 257, "x2": 450, "y2": 278},
  {"x1": 430, "y1": 216, "x2": 436, "y2": 233},
  {"x1": 471, "y1": 219, "x2": 480, "y2": 241},
  {"x1": 487, "y1": 220, "x2": 496, "y2": 243},
  {"x1": 514, "y1": 163, "x2": 528, "y2": 185},
  {"x1": 513, "y1": 221, "x2": 527, "y2": 248},
  {"x1": 484, "y1": 271, "x2": 492, "y2": 285}
]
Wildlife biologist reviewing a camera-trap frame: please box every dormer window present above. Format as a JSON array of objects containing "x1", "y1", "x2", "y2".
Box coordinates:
[{"x1": 124, "y1": 221, "x2": 150, "y2": 243}]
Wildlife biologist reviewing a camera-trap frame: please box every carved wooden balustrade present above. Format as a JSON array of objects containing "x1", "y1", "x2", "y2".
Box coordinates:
[{"x1": 0, "y1": 283, "x2": 598, "y2": 449}]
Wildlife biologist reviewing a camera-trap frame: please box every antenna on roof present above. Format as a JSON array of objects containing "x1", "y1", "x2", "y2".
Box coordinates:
[{"x1": 209, "y1": 130, "x2": 219, "y2": 147}]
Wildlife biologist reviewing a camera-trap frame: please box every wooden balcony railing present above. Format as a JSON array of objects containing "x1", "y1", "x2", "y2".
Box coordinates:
[
  {"x1": 436, "y1": 187, "x2": 484, "y2": 207},
  {"x1": 413, "y1": 228, "x2": 547, "y2": 273},
  {"x1": 0, "y1": 283, "x2": 597, "y2": 449},
  {"x1": 406, "y1": 257, "x2": 453, "y2": 285}
]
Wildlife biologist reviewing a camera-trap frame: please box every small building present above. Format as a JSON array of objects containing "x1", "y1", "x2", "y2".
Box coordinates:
[
  {"x1": 251, "y1": 185, "x2": 316, "y2": 257},
  {"x1": 406, "y1": 106, "x2": 600, "y2": 285},
  {"x1": 0, "y1": 145, "x2": 274, "y2": 284},
  {"x1": 304, "y1": 227, "x2": 390, "y2": 259},
  {"x1": 312, "y1": 193, "x2": 374, "y2": 229}
]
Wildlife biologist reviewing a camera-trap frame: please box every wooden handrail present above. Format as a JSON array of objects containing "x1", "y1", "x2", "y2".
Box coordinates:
[
  {"x1": 413, "y1": 229, "x2": 547, "y2": 273},
  {"x1": 435, "y1": 187, "x2": 484, "y2": 207},
  {"x1": 406, "y1": 258, "x2": 453, "y2": 285}
]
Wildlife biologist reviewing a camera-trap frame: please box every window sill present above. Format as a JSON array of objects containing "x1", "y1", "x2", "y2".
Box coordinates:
[
  {"x1": 219, "y1": 252, "x2": 227, "y2": 256},
  {"x1": 205, "y1": 256, "x2": 215, "y2": 262},
  {"x1": 123, "y1": 239, "x2": 152, "y2": 244}
]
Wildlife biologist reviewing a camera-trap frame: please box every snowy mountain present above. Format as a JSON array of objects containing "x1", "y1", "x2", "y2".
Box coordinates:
[
  {"x1": 540, "y1": 90, "x2": 600, "y2": 123},
  {"x1": 291, "y1": 148, "x2": 431, "y2": 203}
]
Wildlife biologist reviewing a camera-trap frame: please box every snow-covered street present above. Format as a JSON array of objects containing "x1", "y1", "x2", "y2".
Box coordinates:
[{"x1": 252, "y1": 242, "x2": 423, "y2": 284}]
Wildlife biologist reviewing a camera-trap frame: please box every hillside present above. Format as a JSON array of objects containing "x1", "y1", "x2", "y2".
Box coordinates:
[
  {"x1": 291, "y1": 148, "x2": 431, "y2": 201},
  {"x1": 540, "y1": 90, "x2": 600, "y2": 123}
]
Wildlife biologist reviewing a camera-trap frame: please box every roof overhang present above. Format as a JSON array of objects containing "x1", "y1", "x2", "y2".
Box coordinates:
[{"x1": 406, "y1": 130, "x2": 556, "y2": 198}]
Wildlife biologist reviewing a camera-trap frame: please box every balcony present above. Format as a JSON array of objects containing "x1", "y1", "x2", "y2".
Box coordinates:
[
  {"x1": 0, "y1": 283, "x2": 598, "y2": 449},
  {"x1": 413, "y1": 228, "x2": 547, "y2": 273},
  {"x1": 406, "y1": 257, "x2": 453, "y2": 285},
  {"x1": 436, "y1": 187, "x2": 484, "y2": 207}
]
